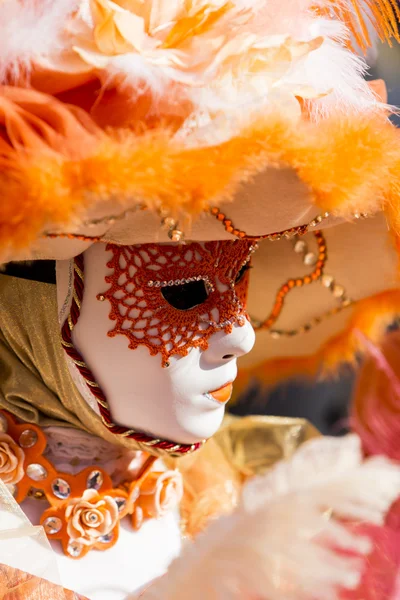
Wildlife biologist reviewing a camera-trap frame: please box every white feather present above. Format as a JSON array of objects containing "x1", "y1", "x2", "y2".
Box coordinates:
[
  {"x1": 0, "y1": 0, "x2": 79, "y2": 84},
  {"x1": 136, "y1": 435, "x2": 400, "y2": 600}
]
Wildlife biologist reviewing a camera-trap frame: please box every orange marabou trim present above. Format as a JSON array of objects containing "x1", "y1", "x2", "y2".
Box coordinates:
[
  {"x1": 1, "y1": 86, "x2": 400, "y2": 256},
  {"x1": 235, "y1": 288, "x2": 400, "y2": 394}
]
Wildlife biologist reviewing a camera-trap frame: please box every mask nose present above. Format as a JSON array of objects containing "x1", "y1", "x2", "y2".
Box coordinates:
[{"x1": 202, "y1": 319, "x2": 255, "y2": 366}]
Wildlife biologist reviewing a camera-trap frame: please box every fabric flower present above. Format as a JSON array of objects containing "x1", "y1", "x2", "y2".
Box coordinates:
[
  {"x1": 65, "y1": 489, "x2": 119, "y2": 546},
  {"x1": 0, "y1": 433, "x2": 25, "y2": 485},
  {"x1": 37, "y1": 0, "x2": 327, "y2": 128},
  {"x1": 137, "y1": 470, "x2": 183, "y2": 518}
]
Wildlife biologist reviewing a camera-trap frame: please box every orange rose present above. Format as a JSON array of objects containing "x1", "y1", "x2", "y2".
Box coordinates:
[
  {"x1": 134, "y1": 470, "x2": 183, "y2": 521},
  {"x1": 0, "y1": 434, "x2": 25, "y2": 485},
  {"x1": 65, "y1": 489, "x2": 119, "y2": 546}
]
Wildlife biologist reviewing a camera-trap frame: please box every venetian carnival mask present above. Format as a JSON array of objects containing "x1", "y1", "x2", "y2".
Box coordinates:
[{"x1": 57, "y1": 240, "x2": 256, "y2": 452}]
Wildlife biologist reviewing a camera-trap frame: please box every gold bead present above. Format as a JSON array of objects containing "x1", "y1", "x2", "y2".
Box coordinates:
[
  {"x1": 270, "y1": 331, "x2": 282, "y2": 339},
  {"x1": 97, "y1": 294, "x2": 106, "y2": 302},
  {"x1": 332, "y1": 284, "x2": 345, "y2": 299},
  {"x1": 321, "y1": 274, "x2": 334, "y2": 288},
  {"x1": 303, "y1": 252, "x2": 317, "y2": 266},
  {"x1": 169, "y1": 229, "x2": 184, "y2": 242},
  {"x1": 294, "y1": 240, "x2": 307, "y2": 253}
]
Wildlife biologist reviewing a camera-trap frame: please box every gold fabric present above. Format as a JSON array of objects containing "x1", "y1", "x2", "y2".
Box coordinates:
[
  {"x1": 215, "y1": 414, "x2": 320, "y2": 476},
  {"x1": 0, "y1": 274, "x2": 141, "y2": 451},
  {"x1": 172, "y1": 415, "x2": 319, "y2": 537}
]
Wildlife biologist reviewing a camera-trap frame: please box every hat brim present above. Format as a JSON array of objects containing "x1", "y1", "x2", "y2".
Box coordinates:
[{"x1": 1, "y1": 86, "x2": 400, "y2": 261}]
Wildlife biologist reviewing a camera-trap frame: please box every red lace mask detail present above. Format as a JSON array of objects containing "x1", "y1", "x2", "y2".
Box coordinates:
[{"x1": 101, "y1": 240, "x2": 257, "y2": 366}]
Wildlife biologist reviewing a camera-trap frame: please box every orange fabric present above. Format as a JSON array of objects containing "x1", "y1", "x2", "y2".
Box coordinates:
[
  {"x1": 103, "y1": 240, "x2": 253, "y2": 366},
  {"x1": 1, "y1": 84, "x2": 400, "y2": 257},
  {"x1": 235, "y1": 288, "x2": 400, "y2": 393},
  {"x1": 0, "y1": 564, "x2": 87, "y2": 599}
]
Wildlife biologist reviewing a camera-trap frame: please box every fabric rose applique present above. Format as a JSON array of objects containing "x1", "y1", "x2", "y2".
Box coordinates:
[
  {"x1": 66, "y1": 489, "x2": 120, "y2": 547},
  {"x1": 129, "y1": 470, "x2": 183, "y2": 530},
  {"x1": 0, "y1": 433, "x2": 25, "y2": 485}
]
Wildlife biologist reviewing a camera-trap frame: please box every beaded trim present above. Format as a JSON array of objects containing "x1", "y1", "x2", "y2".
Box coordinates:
[
  {"x1": 252, "y1": 231, "x2": 354, "y2": 337},
  {"x1": 148, "y1": 275, "x2": 215, "y2": 293},
  {"x1": 60, "y1": 254, "x2": 205, "y2": 456},
  {"x1": 43, "y1": 208, "x2": 369, "y2": 245},
  {"x1": 210, "y1": 207, "x2": 331, "y2": 240}
]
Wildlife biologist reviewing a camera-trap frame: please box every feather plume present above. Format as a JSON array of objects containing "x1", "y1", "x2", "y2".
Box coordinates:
[
  {"x1": 136, "y1": 435, "x2": 400, "y2": 600},
  {"x1": 0, "y1": 0, "x2": 79, "y2": 84},
  {"x1": 352, "y1": 332, "x2": 400, "y2": 461},
  {"x1": 326, "y1": 0, "x2": 400, "y2": 51}
]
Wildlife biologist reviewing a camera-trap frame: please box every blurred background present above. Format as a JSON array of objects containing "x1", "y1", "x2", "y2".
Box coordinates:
[{"x1": 231, "y1": 39, "x2": 400, "y2": 435}]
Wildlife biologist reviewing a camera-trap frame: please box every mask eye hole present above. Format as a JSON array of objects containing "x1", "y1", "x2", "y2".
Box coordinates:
[
  {"x1": 235, "y1": 263, "x2": 252, "y2": 285},
  {"x1": 161, "y1": 279, "x2": 210, "y2": 311}
]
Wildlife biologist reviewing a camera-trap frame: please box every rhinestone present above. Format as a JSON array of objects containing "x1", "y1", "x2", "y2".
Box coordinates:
[
  {"x1": 321, "y1": 274, "x2": 334, "y2": 288},
  {"x1": 303, "y1": 252, "x2": 317, "y2": 266},
  {"x1": 168, "y1": 280, "x2": 174, "y2": 286},
  {"x1": 294, "y1": 240, "x2": 307, "y2": 253},
  {"x1": 27, "y1": 463, "x2": 48, "y2": 482},
  {"x1": 148, "y1": 281, "x2": 154, "y2": 287},
  {"x1": 43, "y1": 516, "x2": 62, "y2": 535},
  {"x1": 19, "y1": 429, "x2": 38, "y2": 449},
  {"x1": 332, "y1": 284, "x2": 345, "y2": 299},
  {"x1": 0, "y1": 414, "x2": 8, "y2": 433},
  {"x1": 67, "y1": 541, "x2": 83, "y2": 557},
  {"x1": 52, "y1": 478, "x2": 71, "y2": 500},
  {"x1": 323, "y1": 212, "x2": 330, "y2": 218},
  {"x1": 114, "y1": 497, "x2": 127, "y2": 513},
  {"x1": 86, "y1": 470, "x2": 103, "y2": 491},
  {"x1": 99, "y1": 532, "x2": 114, "y2": 544},
  {"x1": 97, "y1": 294, "x2": 105, "y2": 302}
]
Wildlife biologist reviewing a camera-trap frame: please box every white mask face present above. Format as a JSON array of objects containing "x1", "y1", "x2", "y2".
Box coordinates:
[{"x1": 57, "y1": 242, "x2": 255, "y2": 445}]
